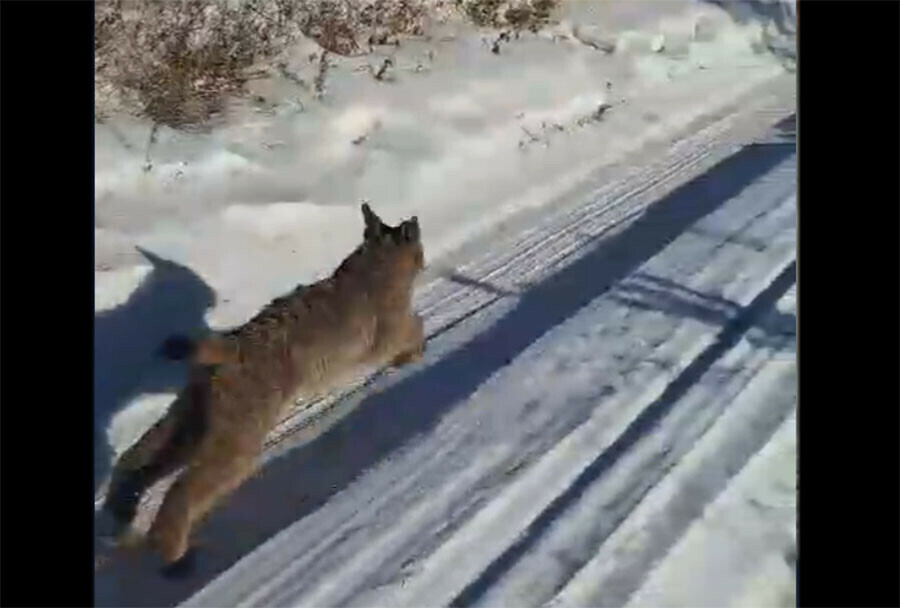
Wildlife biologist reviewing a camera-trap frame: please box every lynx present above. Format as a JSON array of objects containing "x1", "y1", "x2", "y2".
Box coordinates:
[{"x1": 103, "y1": 204, "x2": 425, "y2": 571}]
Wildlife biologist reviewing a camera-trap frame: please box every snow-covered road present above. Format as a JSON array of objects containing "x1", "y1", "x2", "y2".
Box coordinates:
[
  {"x1": 94, "y1": 3, "x2": 797, "y2": 602},
  {"x1": 95, "y1": 84, "x2": 796, "y2": 606}
]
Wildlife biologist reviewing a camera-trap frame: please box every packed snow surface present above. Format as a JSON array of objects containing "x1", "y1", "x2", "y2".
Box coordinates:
[{"x1": 94, "y1": 1, "x2": 796, "y2": 605}]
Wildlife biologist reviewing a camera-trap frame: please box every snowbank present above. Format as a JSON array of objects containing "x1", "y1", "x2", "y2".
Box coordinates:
[{"x1": 94, "y1": 0, "x2": 792, "y2": 487}]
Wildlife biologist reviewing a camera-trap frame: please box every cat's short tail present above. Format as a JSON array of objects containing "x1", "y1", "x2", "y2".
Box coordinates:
[{"x1": 160, "y1": 334, "x2": 234, "y2": 365}]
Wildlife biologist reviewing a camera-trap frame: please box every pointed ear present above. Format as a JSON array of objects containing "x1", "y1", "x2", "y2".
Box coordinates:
[
  {"x1": 362, "y1": 203, "x2": 384, "y2": 240},
  {"x1": 400, "y1": 216, "x2": 420, "y2": 242},
  {"x1": 135, "y1": 245, "x2": 177, "y2": 272}
]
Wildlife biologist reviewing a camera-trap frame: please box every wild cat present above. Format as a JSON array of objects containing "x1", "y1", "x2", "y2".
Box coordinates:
[{"x1": 102, "y1": 204, "x2": 425, "y2": 573}]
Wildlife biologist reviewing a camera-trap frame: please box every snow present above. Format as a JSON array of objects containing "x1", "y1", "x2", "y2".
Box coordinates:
[
  {"x1": 621, "y1": 410, "x2": 797, "y2": 608},
  {"x1": 550, "y1": 289, "x2": 797, "y2": 608},
  {"x1": 174, "y1": 125, "x2": 795, "y2": 608},
  {"x1": 94, "y1": 1, "x2": 796, "y2": 606},
  {"x1": 95, "y1": 0, "x2": 785, "y2": 323}
]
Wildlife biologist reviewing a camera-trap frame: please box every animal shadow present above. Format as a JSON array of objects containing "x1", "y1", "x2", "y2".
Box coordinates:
[{"x1": 94, "y1": 248, "x2": 216, "y2": 492}]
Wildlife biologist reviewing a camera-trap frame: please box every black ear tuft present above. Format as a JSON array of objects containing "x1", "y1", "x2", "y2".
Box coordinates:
[
  {"x1": 362, "y1": 203, "x2": 384, "y2": 240},
  {"x1": 400, "y1": 217, "x2": 420, "y2": 242}
]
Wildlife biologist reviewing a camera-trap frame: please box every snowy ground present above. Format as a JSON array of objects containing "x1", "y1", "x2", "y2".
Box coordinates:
[{"x1": 94, "y1": 1, "x2": 796, "y2": 605}]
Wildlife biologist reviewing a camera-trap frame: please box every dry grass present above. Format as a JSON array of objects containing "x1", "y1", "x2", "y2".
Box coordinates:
[
  {"x1": 457, "y1": 0, "x2": 556, "y2": 32},
  {"x1": 95, "y1": 0, "x2": 559, "y2": 130},
  {"x1": 96, "y1": 0, "x2": 300, "y2": 128}
]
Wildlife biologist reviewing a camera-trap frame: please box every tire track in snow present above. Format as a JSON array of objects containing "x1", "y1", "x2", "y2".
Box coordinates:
[
  {"x1": 328, "y1": 153, "x2": 795, "y2": 608},
  {"x1": 263, "y1": 107, "x2": 796, "y2": 462},
  {"x1": 183, "y1": 125, "x2": 794, "y2": 608},
  {"x1": 370, "y1": 259, "x2": 795, "y2": 608},
  {"x1": 618, "y1": 396, "x2": 797, "y2": 608},
  {"x1": 261, "y1": 77, "x2": 796, "y2": 451},
  {"x1": 96, "y1": 80, "x2": 794, "y2": 608},
  {"x1": 468, "y1": 277, "x2": 797, "y2": 608}
]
